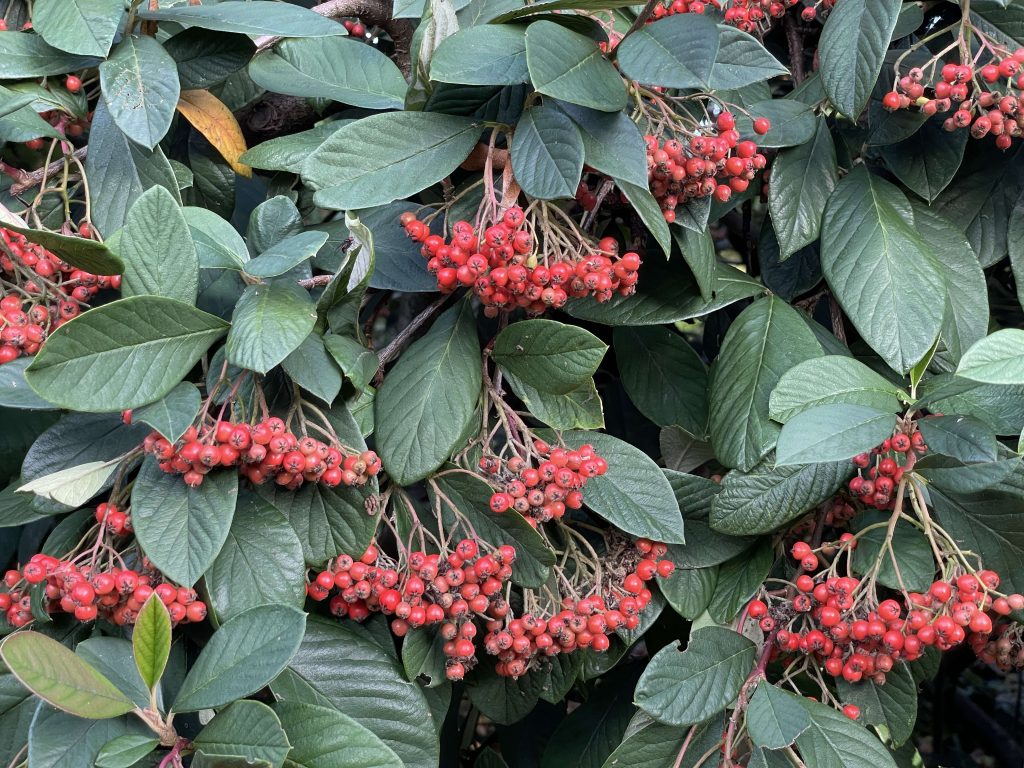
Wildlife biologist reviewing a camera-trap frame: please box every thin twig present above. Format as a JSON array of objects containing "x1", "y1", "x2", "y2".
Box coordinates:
[
  {"x1": 375, "y1": 295, "x2": 450, "y2": 369},
  {"x1": 10, "y1": 147, "x2": 88, "y2": 196}
]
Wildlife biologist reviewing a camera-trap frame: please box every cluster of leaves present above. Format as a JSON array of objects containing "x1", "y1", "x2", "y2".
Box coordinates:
[{"x1": 0, "y1": 0, "x2": 1022, "y2": 766}]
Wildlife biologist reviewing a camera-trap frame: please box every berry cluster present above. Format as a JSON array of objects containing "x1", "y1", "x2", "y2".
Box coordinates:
[
  {"x1": 479, "y1": 439, "x2": 608, "y2": 525},
  {"x1": 884, "y1": 51, "x2": 1024, "y2": 149},
  {"x1": 306, "y1": 541, "x2": 517, "y2": 680},
  {"x1": 645, "y1": 113, "x2": 768, "y2": 221},
  {"x1": 649, "y1": 0, "x2": 802, "y2": 31},
  {"x1": 400, "y1": 208, "x2": 640, "y2": 313},
  {"x1": 848, "y1": 429, "x2": 927, "y2": 510},
  {"x1": 0, "y1": 227, "x2": 119, "y2": 364},
  {"x1": 973, "y1": 621, "x2": 1024, "y2": 671},
  {"x1": 2, "y1": 550, "x2": 207, "y2": 628},
  {"x1": 748, "y1": 542, "x2": 1024, "y2": 686},
  {"x1": 143, "y1": 416, "x2": 381, "y2": 489},
  {"x1": 483, "y1": 538, "x2": 674, "y2": 677}
]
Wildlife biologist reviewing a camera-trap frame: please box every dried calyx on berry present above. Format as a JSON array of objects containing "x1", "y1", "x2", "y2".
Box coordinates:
[
  {"x1": 401, "y1": 207, "x2": 640, "y2": 315},
  {"x1": 144, "y1": 415, "x2": 381, "y2": 490},
  {"x1": 480, "y1": 439, "x2": 608, "y2": 525}
]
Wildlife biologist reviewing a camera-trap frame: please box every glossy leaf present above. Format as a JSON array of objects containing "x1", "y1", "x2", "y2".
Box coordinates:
[
  {"x1": 613, "y1": 326, "x2": 707, "y2": 435},
  {"x1": 562, "y1": 430, "x2": 685, "y2": 543},
  {"x1": 32, "y1": 0, "x2": 123, "y2": 57},
  {"x1": 173, "y1": 604, "x2": 307, "y2": 712},
  {"x1": 769, "y1": 118, "x2": 838, "y2": 258},
  {"x1": 100, "y1": 35, "x2": 180, "y2": 150},
  {"x1": 821, "y1": 166, "x2": 945, "y2": 373},
  {"x1": 634, "y1": 626, "x2": 755, "y2": 726},
  {"x1": 24, "y1": 297, "x2": 229, "y2": 412},
  {"x1": 747, "y1": 682, "x2": 811, "y2": 749},
  {"x1": 304, "y1": 113, "x2": 483, "y2": 210},
  {"x1": 769, "y1": 355, "x2": 905, "y2": 423},
  {"x1": 795, "y1": 697, "x2": 897, "y2": 768},
  {"x1": 616, "y1": 14, "x2": 719, "y2": 89},
  {"x1": 192, "y1": 700, "x2": 291, "y2": 767},
  {"x1": 775, "y1": 404, "x2": 896, "y2": 466},
  {"x1": 511, "y1": 104, "x2": 584, "y2": 200},
  {"x1": 133, "y1": 381, "x2": 202, "y2": 443},
  {"x1": 525, "y1": 20, "x2": 627, "y2": 112},
  {"x1": 275, "y1": 701, "x2": 402, "y2": 768},
  {"x1": 131, "y1": 458, "x2": 238, "y2": 587},
  {"x1": 819, "y1": 0, "x2": 902, "y2": 117},
  {"x1": 249, "y1": 37, "x2": 407, "y2": 110},
  {"x1": 957, "y1": 329, "x2": 1024, "y2": 385},
  {"x1": 493, "y1": 319, "x2": 605, "y2": 395},
  {"x1": 431, "y1": 25, "x2": 529, "y2": 84},
  {"x1": 376, "y1": 299, "x2": 482, "y2": 485},
  {"x1": 117, "y1": 185, "x2": 199, "y2": 303},
  {"x1": 139, "y1": 1, "x2": 347, "y2": 36},
  {"x1": 708, "y1": 296, "x2": 823, "y2": 471},
  {"x1": 227, "y1": 281, "x2": 318, "y2": 374}
]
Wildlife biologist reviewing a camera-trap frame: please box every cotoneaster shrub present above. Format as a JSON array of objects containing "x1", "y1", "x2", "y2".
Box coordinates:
[{"x1": 0, "y1": 0, "x2": 1022, "y2": 766}]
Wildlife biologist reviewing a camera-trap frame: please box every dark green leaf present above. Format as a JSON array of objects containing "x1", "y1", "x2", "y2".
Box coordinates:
[
  {"x1": 503, "y1": 371, "x2": 604, "y2": 430},
  {"x1": 618, "y1": 180, "x2": 672, "y2": 256},
  {"x1": 555, "y1": 101, "x2": 649, "y2": 188},
  {"x1": 821, "y1": 166, "x2": 945, "y2": 373},
  {"x1": 710, "y1": 458, "x2": 851, "y2": 535},
  {"x1": 133, "y1": 382, "x2": 202, "y2": 443},
  {"x1": 275, "y1": 700, "x2": 401, "y2": 768},
  {"x1": 747, "y1": 682, "x2": 811, "y2": 749},
  {"x1": 376, "y1": 299, "x2": 482, "y2": 485},
  {"x1": 86, "y1": 98, "x2": 181, "y2": 237},
  {"x1": 665, "y1": 470, "x2": 751, "y2": 567},
  {"x1": 795, "y1": 697, "x2": 898, "y2": 768},
  {"x1": 613, "y1": 326, "x2": 707, "y2": 434},
  {"x1": 174, "y1": 604, "x2": 306, "y2": 712},
  {"x1": 540, "y1": 666, "x2": 638, "y2": 768},
  {"x1": 2, "y1": 224, "x2": 123, "y2": 276},
  {"x1": 880, "y1": 118, "x2": 967, "y2": 203},
  {"x1": 245, "y1": 231, "x2": 329, "y2": 279},
  {"x1": 708, "y1": 26, "x2": 788, "y2": 89},
  {"x1": 511, "y1": 104, "x2": 584, "y2": 200},
  {"x1": 494, "y1": 319, "x2": 605, "y2": 394},
  {"x1": 32, "y1": 0, "x2": 123, "y2": 57},
  {"x1": 561, "y1": 430, "x2": 684, "y2": 543},
  {"x1": 28, "y1": 708, "x2": 150, "y2": 768},
  {"x1": 227, "y1": 281, "x2": 317, "y2": 374},
  {"x1": 819, "y1": 0, "x2": 902, "y2": 117},
  {"x1": 918, "y1": 415, "x2": 998, "y2": 464},
  {"x1": 131, "y1": 459, "x2": 238, "y2": 587},
  {"x1": 257, "y1": 476, "x2": 377, "y2": 566},
  {"x1": 165, "y1": 28, "x2": 255, "y2": 90},
  {"x1": 304, "y1": 113, "x2": 483, "y2": 210},
  {"x1": 566, "y1": 259, "x2": 763, "y2": 326},
  {"x1": 708, "y1": 296, "x2": 823, "y2": 470},
  {"x1": 282, "y1": 334, "x2": 344, "y2": 404},
  {"x1": 775, "y1": 405, "x2": 896, "y2": 466},
  {"x1": 525, "y1": 20, "x2": 627, "y2": 112},
  {"x1": 769, "y1": 355, "x2": 905, "y2": 423},
  {"x1": 708, "y1": 539, "x2": 774, "y2": 622},
  {"x1": 0, "y1": 633, "x2": 134, "y2": 719},
  {"x1": 95, "y1": 735, "x2": 159, "y2": 768},
  {"x1": 193, "y1": 700, "x2": 291, "y2": 767},
  {"x1": 248, "y1": 37, "x2": 406, "y2": 110},
  {"x1": 634, "y1": 626, "x2": 755, "y2": 726},
  {"x1": 117, "y1": 186, "x2": 199, "y2": 303},
  {"x1": 599, "y1": 713, "x2": 723, "y2": 768},
  {"x1": 24, "y1": 297, "x2": 228, "y2": 411},
  {"x1": 139, "y1": 1, "x2": 347, "y2": 36},
  {"x1": 769, "y1": 117, "x2": 838, "y2": 258},
  {"x1": 660, "y1": 426, "x2": 714, "y2": 472},
  {"x1": 206, "y1": 492, "x2": 307, "y2": 620},
  {"x1": 914, "y1": 453, "x2": 1022, "y2": 494},
  {"x1": 466, "y1": 662, "x2": 550, "y2": 725},
  {"x1": 0, "y1": 32, "x2": 97, "y2": 77},
  {"x1": 241, "y1": 122, "x2": 348, "y2": 174},
  {"x1": 100, "y1": 35, "x2": 180, "y2": 150},
  {"x1": 616, "y1": 14, "x2": 719, "y2": 90},
  {"x1": 736, "y1": 99, "x2": 816, "y2": 148},
  {"x1": 431, "y1": 25, "x2": 528, "y2": 84},
  {"x1": 837, "y1": 662, "x2": 918, "y2": 746},
  {"x1": 274, "y1": 617, "x2": 439, "y2": 768}
]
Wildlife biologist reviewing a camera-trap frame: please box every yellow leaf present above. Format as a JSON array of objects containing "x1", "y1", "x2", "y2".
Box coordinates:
[{"x1": 175, "y1": 89, "x2": 252, "y2": 178}]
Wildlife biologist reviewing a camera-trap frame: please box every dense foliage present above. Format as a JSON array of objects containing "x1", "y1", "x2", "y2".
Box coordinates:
[{"x1": 0, "y1": 0, "x2": 1023, "y2": 766}]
